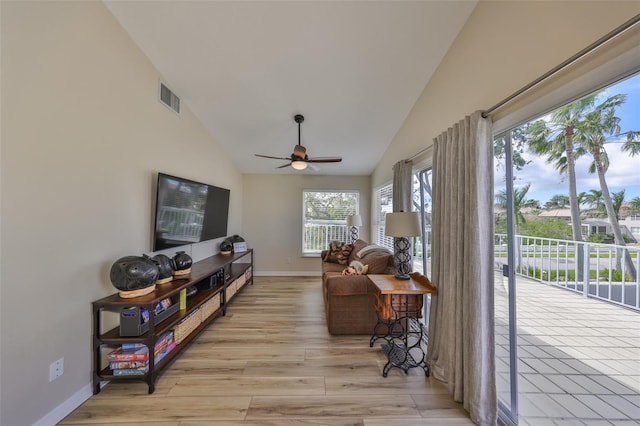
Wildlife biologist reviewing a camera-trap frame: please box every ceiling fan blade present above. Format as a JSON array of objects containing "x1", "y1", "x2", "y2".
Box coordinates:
[
  {"x1": 277, "y1": 163, "x2": 291, "y2": 169},
  {"x1": 307, "y1": 163, "x2": 320, "y2": 172},
  {"x1": 307, "y1": 157, "x2": 342, "y2": 163},
  {"x1": 255, "y1": 154, "x2": 291, "y2": 161}
]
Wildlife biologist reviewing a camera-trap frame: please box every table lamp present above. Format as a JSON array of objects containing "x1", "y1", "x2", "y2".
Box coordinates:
[
  {"x1": 384, "y1": 211, "x2": 421, "y2": 280},
  {"x1": 346, "y1": 214, "x2": 362, "y2": 243}
]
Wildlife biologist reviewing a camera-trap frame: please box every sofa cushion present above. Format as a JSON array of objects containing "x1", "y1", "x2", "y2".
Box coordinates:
[
  {"x1": 324, "y1": 241, "x2": 353, "y2": 265},
  {"x1": 322, "y1": 260, "x2": 346, "y2": 282},
  {"x1": 325, "y1": 273, "x2": 371, "y2": 295},
  {"x1": 353, "y1": 249, "x2": 394, "y2": 274},
  {"x1": 350, "y1": 239, "x2": 369, "y2": 262}
]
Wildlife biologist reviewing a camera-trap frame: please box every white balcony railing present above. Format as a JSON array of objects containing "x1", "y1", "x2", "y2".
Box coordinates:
[
  {"x1": 303, "y1": 222, "x2": 429, "y2": 261},
  {"x1": 495, "y1": 234, "x2": 640, "y2": 311},
  {"x1": 303, "y1": 221, "x2": 350, "y2": 254}
]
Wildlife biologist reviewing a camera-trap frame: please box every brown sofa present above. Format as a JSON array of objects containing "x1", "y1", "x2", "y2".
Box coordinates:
[{"x1": 321, "y1": 239, "x2": 394, "y2": 335}]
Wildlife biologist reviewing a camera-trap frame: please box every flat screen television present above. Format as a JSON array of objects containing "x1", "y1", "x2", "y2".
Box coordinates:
[{"x1": 153, "y1": 173, "x2": 230, "y2": 251}]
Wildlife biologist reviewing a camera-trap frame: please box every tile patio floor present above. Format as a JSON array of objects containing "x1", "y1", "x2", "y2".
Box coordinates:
[{"x1": 494, "y1": 273, "x2": 640, "y2": 425}]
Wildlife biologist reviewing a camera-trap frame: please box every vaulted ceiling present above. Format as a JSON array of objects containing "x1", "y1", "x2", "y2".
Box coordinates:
[{"x1": 104, "y1": 1, "x2": 477, "y2": 175}]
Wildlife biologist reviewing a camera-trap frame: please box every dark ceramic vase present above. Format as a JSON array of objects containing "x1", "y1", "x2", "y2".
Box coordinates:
[
  {"x1": 151, "y1": 254, "x2": 174, "y2": 280},
  {"x1": 172, "y1": 251, "x2": 192, "y2": 271},
  {"x1": 220, "y1": 240, "x2": 233, "y2": 254},
  {"x1": 110, "y1": 256, "x2": 159, "y2": 291}
]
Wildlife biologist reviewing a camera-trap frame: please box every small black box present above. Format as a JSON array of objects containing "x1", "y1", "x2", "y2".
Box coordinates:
[{"x1": 119, "y1": 304, "x2": 179, "y2": 336}]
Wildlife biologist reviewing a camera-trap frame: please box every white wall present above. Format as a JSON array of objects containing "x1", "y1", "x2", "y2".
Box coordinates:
[
  {"x1": 0, "y1": 2, "x2": 243, "y2": 424},
  {"x1": 372, "y1": 1, "x2": 640, "y2": 187},
  {"x1": 243, "y1": 174, "x2": 371, "y2": 275}
]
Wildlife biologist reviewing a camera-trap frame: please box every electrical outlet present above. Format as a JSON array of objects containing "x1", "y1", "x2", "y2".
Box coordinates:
[
  {"x1": 286, "y1": 257, "x2": 292, "y2": 264},
  {"x1": 49, "y1": 358, "x2": 64, "y2": 382}
]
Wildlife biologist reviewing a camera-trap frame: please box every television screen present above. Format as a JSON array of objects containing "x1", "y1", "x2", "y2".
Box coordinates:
[{"x1": 153, "y1": 173, "x2": 230, "y2": 251}]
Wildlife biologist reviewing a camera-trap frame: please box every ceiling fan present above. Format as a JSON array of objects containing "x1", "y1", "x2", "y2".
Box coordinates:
[{"x1": 255, "y1": 114, "x2": 342, "y2": 170}]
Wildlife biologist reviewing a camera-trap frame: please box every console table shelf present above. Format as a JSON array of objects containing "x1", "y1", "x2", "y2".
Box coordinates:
[{"x1": 92, "y1": 249, "x2": 253, "y2": 394}]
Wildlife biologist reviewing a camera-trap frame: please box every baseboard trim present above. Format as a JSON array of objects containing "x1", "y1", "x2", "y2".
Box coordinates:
[
  {"x1": 34, "y1": 383, "x2": 95, "y2": 426},
  {"x1": 255, "y1": 271, "x2": 321, "y2": 277}
]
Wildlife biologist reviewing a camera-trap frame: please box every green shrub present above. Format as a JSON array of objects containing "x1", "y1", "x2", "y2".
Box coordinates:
[
  {"x1": 587, "y1": 233, "x2": 614, "y2": 243},
  {"x1": 599, "y1": 268, "x2": 631, "y2": 281}
]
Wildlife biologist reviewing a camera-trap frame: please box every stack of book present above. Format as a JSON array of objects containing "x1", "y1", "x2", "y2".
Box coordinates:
[
  {"x1": 154, "y1": 330, "x2": 176, "y2": 364},
  {"x1": 107, "y1": 344, "x2": 149, "y2": 376},
  {"x1": 107, "y1": 331, "x2": 176, "y2": 376}
]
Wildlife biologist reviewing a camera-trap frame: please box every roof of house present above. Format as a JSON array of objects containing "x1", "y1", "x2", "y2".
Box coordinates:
[{"x1": 538, "y1": 209, "x2": 572, "y2": 218}]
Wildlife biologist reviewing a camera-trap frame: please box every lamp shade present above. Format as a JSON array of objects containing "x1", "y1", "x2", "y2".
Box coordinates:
[
  {"x1": 346, "y1": 214, "x2": 362, "y2": 227},
  {"x1": 384, "y1": 211, "x2": 421, "y2": 237}
]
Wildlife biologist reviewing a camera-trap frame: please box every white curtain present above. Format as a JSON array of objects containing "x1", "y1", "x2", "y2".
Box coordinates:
[
  {"x1": 391, "y1": 159, "x2": 414, "y2": 268},
  {"x1": 427, "y1": 111, "x2": 497, "y2": 425},
  {"x1": 392, "y1": 159, "x2": 413, "y2": 212}
]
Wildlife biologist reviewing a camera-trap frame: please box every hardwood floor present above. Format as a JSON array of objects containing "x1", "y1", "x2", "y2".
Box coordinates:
[{"x1": 61, "y1": 276, "x2": 473, "y2": 425}]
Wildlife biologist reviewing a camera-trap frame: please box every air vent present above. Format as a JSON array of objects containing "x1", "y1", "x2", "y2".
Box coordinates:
[{"x1": 159, "y1": 82, "x2": 180, "y2": 115}]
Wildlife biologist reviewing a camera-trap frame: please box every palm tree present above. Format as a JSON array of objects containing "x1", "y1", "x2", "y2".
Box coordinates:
[
  {"x1": 583, "y1": 189, "x2": 604, "y2": 216},
  {"x1": 579, "y1": 93, "x2": 638, "y2": 279},
  {"x1": 544, "y1": 194, "x2": 570, "y2": 210},
  {"x1": 611, "y1": 190, "x2": 626, "y2": 221},
  {"x1": 630, "y1": 196, "x2": 640, "y2": 215},
  {"x1": 496, "y1": 184, "x2": 531, "y2": 271},
  {"x1": 524, "y1": 198, "x2": 541, "y2": 210},
  {"x1": 527, "y1": 95, "x2": 599, "y2": 244}
]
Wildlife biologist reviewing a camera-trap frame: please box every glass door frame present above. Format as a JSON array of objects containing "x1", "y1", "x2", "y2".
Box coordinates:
[{"x1": 496, "y1": 130, "x2": 519, "y2": 426}]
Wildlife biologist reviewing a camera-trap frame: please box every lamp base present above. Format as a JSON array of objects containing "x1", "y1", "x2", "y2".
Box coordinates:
[
  {"x1": 393, "y1": 237, "x2": 412, "y2": 281},
  {"x1": 350, "y1": 226, "x2": 359, "y2": 244}
]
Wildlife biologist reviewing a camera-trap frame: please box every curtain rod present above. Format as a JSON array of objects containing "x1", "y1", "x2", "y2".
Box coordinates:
[
  {"x1": 482, "y1": 13, "x2": 640, "y2": 118},
  {"x1": 405, "y1": 145, "x2": 433, "y2": 162},
  {"x1": 403, "y1": 13, "x2": 640, "y2": 163}
]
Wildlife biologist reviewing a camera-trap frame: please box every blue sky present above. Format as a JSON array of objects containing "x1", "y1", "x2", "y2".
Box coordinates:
[{"x1": 495, "y1": 72, "x2": 640, "y2": 206}]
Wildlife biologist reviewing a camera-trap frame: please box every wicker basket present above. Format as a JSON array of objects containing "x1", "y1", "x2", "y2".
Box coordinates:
[
  {"x1": 200, "y1": 293, "x2": 221, "y2": 321},
  {"x1": 173, "y1": 308, "x2": 201, "y2": 344},
  {"x1": 236, "y1": 275, "x2": 246, "y2": 289},
  {"x1": 227, "y1": 281, "x2": 237, "y2": 300}
]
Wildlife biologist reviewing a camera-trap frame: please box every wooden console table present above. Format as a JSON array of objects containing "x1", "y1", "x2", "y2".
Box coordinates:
[{"x1": 368, "y1": 273, "x2": 437, "y2": 377}]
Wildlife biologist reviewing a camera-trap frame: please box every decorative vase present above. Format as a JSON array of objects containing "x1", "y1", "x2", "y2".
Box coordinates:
[
  {"x1": 220, "y1": 240, "x2": 233, "y2": 255},
  {"x1": 151, "y1": 254, "x2": 174, "y2": 284},
  {"x1": 110, "y1": 256, "x2": 159, "y2": 298},
  {"x1": 172, "y1": 251, "x2": 192, "y2": 277}
]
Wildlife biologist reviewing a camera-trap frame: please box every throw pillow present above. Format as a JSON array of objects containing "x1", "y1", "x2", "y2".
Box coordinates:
[
  {"x1": 356, "y1": 250, "x2": 392, "y2": 274},
  {"x1": 356, "y1": 244, "x2": 392, "y2": 258},
  {"x1": 324, "y1": 240, "x2": 354, "y2": 265},
  {"x1": 351, "y1": 239, "x2": 369, "y2": 256}
]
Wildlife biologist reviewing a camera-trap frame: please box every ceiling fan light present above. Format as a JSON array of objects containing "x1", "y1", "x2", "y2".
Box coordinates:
[{"x1": 291, "y1": 160, "x2": 308, "y2": 170}]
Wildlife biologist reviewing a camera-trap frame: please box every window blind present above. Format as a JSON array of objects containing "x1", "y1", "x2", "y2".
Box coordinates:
[{"x1": 373, "y1": 184, "x2": 394, "y2": 251}]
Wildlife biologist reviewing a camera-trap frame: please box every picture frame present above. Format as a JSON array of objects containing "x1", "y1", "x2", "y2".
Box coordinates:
[{"x1": 233, "y1": 242, "x2": 247, "y2": 253}]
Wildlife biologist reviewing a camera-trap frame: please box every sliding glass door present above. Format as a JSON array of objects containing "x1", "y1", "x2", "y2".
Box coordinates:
[
  {"x1": 494, "y1": 131, "x2": 519, "y2": 425},
  {"x1": 494, "y1": 71, "x2": 640, "y2": 425}
]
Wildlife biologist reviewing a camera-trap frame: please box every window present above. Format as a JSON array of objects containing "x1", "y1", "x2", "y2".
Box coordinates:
[
  {"x1": 302, "y1": 190, "x2": 359, "y2": 255},
  {"x1": 415, "y1": 169, "x2": 432, "y2": 276},
  {"x1": 373, "y1": 183, "x2": 393, "y2": 250}
]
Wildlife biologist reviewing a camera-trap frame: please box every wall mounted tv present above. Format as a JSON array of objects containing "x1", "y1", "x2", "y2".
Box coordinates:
[{"x1": 153, "y1": 173, "x2": 230, "y2": 251}]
